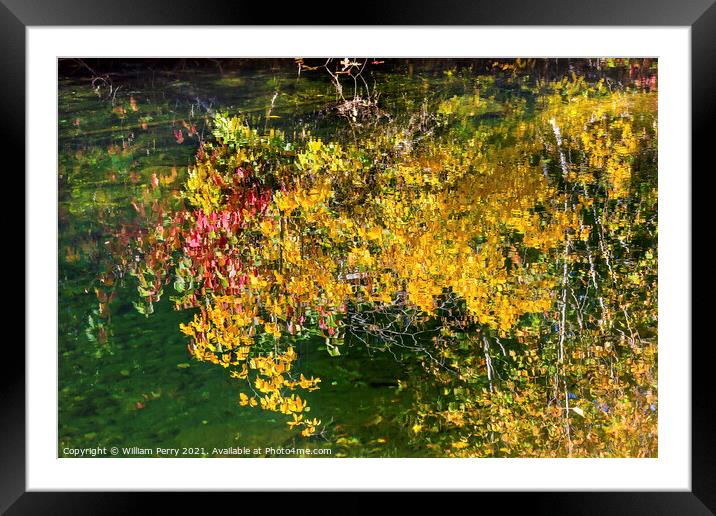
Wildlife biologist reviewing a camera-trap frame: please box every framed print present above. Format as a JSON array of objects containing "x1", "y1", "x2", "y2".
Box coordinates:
[{"x1": 7, "y1": 0, "x2": 712, "y2": 512}]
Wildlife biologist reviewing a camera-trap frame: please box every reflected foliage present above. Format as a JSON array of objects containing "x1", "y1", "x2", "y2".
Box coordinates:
[{"x1": 60, "y1": 58, "x2": 657, "y2": 456}]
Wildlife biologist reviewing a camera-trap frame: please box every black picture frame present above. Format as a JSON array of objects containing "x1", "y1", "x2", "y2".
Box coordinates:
[{"x1": 6, "y1": 0, "x2": 711, "y2": 513}]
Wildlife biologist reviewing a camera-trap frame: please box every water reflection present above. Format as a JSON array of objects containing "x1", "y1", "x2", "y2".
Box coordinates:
[{"x1": 59, "y1": 59, "x2": 658, "y2": 458}]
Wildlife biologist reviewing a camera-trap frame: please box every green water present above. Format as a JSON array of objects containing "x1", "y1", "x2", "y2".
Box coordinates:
[{"x1": 58, "y1": 64, "x2": 442, "y2": 458}]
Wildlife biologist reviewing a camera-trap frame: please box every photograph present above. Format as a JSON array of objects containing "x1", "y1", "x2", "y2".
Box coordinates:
[{"x1": 57, "y1": 57, "x2": 658, "y2": 459}]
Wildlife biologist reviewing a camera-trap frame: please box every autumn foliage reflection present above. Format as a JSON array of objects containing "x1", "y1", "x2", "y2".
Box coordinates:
[{"x1": 116, "y1": 69, "x2": 657, "y2": 455}]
